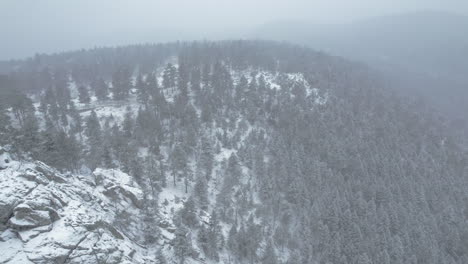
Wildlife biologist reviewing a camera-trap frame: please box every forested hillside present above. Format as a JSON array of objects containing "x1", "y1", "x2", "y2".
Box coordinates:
[
  {"x1": 1, "y1": 40, "x2": 467, "y2": 264},
  {"x1": 254, "y1": 12, "x2": 468, "y2": 124}
]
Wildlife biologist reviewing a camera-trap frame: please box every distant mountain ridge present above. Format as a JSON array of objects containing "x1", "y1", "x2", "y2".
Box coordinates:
[{"x1": 254, "y1": 11, "x2": 468, "y2": 122}]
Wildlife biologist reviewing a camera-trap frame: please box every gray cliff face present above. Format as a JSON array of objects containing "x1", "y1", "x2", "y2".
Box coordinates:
[{"x1": 0, "y1": 149, "x2": 150, "y2": 264}]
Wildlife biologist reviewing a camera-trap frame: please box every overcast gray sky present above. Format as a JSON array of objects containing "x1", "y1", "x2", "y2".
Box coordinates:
[{"x1": 1, "y1": 0, "x2": 467, "y2": 60}]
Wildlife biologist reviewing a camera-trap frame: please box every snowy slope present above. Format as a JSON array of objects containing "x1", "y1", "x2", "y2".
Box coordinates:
[{"x1": 0, "y1": 65, "x2": 329, "y2": 264}]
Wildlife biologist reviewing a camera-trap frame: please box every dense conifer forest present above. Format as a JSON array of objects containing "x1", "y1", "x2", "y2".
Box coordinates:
[{"x1": 1, "y1": 40, "x2": 467, "y2": 263}]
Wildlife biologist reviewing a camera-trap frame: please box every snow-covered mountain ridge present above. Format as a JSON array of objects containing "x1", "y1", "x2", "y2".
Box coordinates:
[{"x1": 1, "y1": 41, "x2": 467, "y2": 264}]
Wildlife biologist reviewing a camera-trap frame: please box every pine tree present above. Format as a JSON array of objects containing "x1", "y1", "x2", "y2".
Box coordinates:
[
  {"x1": 171, "y1": 144, "x2": 187, "y2": 187},
  {"x1": 85, "y1": 110, "x2": 101, "y2": 142},
  {"x1": 78, "y1": 85, "x2": 91, "y2": 104},
  {"x1": 179, "y1": 197, "x2": 198, "y2": 227},
  {"x1": 56, "y1": 130, "x2": 80, "y2": 171},
  {"x1": 18, "y1": 111, "x2": 39, "y2": 153},
  {"x1": 198, "y1": 225, "x2": 210, "y2": 258},
  {"x1": 287, "y1": 250, "x2": 302, "y2": 264},
  {"x1": 0, "y1": 100, "x2": 11, "y2": 145},
  {"x1": 85, "y1": 110, "x2": 102, "y2": 169},
  {"x1": 130, "y1": 157, "x2": 144, "y2": 184},
  {"x1": 112, "y1": 66, "x2": 131, "y2": 100},
  {"x1": 101, "y1": 144, "x2": 114, "y2": 168},
  {"x1": 172, "y1": 225, "x2": 192, "y2": 264},
  {"x1": 40, "y1": 119, "x2": 60, "y2": 167},
  {"x1": 136, "y1": 73, "x2": 149, "y2": 105},
  {"x1": 69, "y1": 102, "x2": 83, "y2": 139},
  {"x1": 142, "y1": 192, "x2": 159, "y2": 244},
  {"x1": 193, "y1": 172, "x2": 208, "y2": 209},
  {"x1": 357, "y1": 253, "x2": 372, "y2": 264},
  {"x1": 244, "y1": 215, "x2": 261, "y2": 263},
  {"x1": 53, "y1": 68, "x2": 71, "y2": 110},
  {"x1": 122, "y1": 107, "x2": 134, "y2": 138},
  {"x1": 10, "y1": 89, "x2": 35, "y2": 127},
  {"x1": 235, "y1": 75, "x2": 248, "y2": 105},
  {"x1": 177, "y1": 59, "x2": 189, "y2": 103},
  {"x1": 200, "y1": 97, "x2": 213, "y2": 123},
  {"x1": 147, "y1": 72, "x2": 159, "y2": 97},
  {"x1": 94, "y1": 77, "x2": 108, "y2": 101},
  {"x1": 225, "y1": 153, "x2": 241, "y2": 188},
  {"x1": 162, "y1": 63, "x2": 177, "y2": 89},
  {"x1": 159, "y1": 155, "x2": 167, "y2": 188},
  {"x1": 227, "y1": 223, "x2": 238, "y2": 257},
  {"x1": 60, "y1": 112, "x2": 68, "y2": 127},
  {"x1": 200, "y1": 136, "x2": 214, "y2": 180},
  {"x1": 206, "y1": 210, "x2": 223, "y2": 261},
  {"x1": 201, "y1": 63, "x2": 211, "y2": 89},
  {"x1": 261, "y1": 240, "x2": 278, "y2": 264},
  {"x1": 190, "y1": 67, "x2": 201, "y2": 96}
]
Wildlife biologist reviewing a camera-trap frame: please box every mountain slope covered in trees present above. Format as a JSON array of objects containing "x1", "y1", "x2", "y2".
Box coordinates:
[
  {"x1": 254, "y1": 11, "x2": 468, "y2": 124},
  {"x1": 0, "y1": 40, "x2": 467, "y2": 264}
]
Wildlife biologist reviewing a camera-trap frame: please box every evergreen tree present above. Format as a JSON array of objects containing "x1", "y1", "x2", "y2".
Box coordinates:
[
  {"x1": 197, "y1": 225, "x2": 210, "y2": 258},
  {"x1": 122, "y1": 107, "x2": 134, "y2": 138},
  {"x1": 85, "y1": 110, "x2": 101, "y2": 142},
  {"x1": 235, "y1": 75, "x2": 248, "y2": 105},
  {"x1": 94, "y1": 77, "x2": 108, "y2": 101},
  {"x1": 85, "y1": 110, "x2": 102, "y2": 169},
  {"x1": 200, "y1": 136, "x2": 214, "y2": 180},
  {"x1": 177, "y1": 59, "x2": 189, "y2": 102},
  {"x1": 112, "y1": 66, "x2": 131, "y2": 100},
  {"x1": 142, "y1": 193, "x2": 159, "y2": 244},
  {"x1": 179, "y1": 197, "x2": 198, "y2": 227},
  {"x1": 78, "y1": 85, "x2": 91, "y2": 104},
  {"x1": 170, "y1": 144, "x2": 187, "y2": 187},
  {"x1": 0, "y1": 100, "x2": 11, "y2": 144},
  {"x1": 172, "y1": 225, "x2": 193, "y2": 264},
  {"x1": 262, "y1": 240, "x2": 278, "y2": 264},
  {"x1": 18, "y1": 111, "x2": 39, "y2": 153},
  {"x1": 40, "y1": 119, "x2": 60, "y2": 167},
  {"x1": 162, "y1": 63, "x2": 177, "y2": 89},
  {"x1": 136, "y1": 73, "x2": 149, "y2": 105},
  {"x1": 227, "y1": 223, "x2": 238, "y2": 257},
  {"x1": 130, "y1": 156, "x2": 144, "y2": 184},
  {"x1": 201, "y1": 63, "x2": 211, "y2": 88},
  {"x1": 10, "y1": 90, "x2": 35, "y2": 128},
  {"x1": 147, "y1": 72, "x2": 159, "y2": 97},
  {"x1": 190, "y1": 67, "x2": 201, "y2": 98},
  {"x1": 101, "y1": 144, "x2": 114, "y2": 168},
  {"x1": 193, "y1": 172, "x2": 208, "y2": 209},
  {"x1": 206, "y1": 210, "x2": 223, "y2": 261},
  {"x1": 159, "y1": 156, "x2": 167, "y2": 188},
  {"x1": 69, "y1": 102, "x2": 83, "y2": 138}
]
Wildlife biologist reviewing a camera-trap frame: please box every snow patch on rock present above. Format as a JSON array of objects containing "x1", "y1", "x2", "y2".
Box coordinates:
[{"x1": 0, "y1": 150, "x2": 152, "y2": 263}]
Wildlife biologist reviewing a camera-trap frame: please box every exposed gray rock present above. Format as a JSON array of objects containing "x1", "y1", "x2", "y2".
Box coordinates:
[
  {"x1": 34, "y1": 162, "x2": 67, "y2": 184},
  {"x1": 0, "y1": 152, "x2": 152, "y2": 264},
  {"x1": 8, "y1": 204, "x2": 53, "y2": 230},
  {"x1": 85, "y1": 220, "x2": 124, "y2": 240}
]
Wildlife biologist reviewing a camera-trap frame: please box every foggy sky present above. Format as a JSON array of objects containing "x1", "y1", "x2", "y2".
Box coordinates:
[{"x1": 1, "y1": 0, "x2": 467, "y2": 60}]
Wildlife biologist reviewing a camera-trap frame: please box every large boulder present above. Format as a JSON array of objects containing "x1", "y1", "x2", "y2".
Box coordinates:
[
  {"x1": 0, "y1": 146, "x2": 11, "y2": 170},
  {"x1": 8, "y1": 204, "x2": 53, "y2": 230}
]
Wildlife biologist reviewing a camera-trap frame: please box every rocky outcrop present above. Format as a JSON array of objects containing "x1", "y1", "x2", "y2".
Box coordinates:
[
  {"x1": 0, "y1": 150, "x2": 152, "y2": 263},
  {"x1": 8, "y1": 204, "x2": 55, "y2": 230}
]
